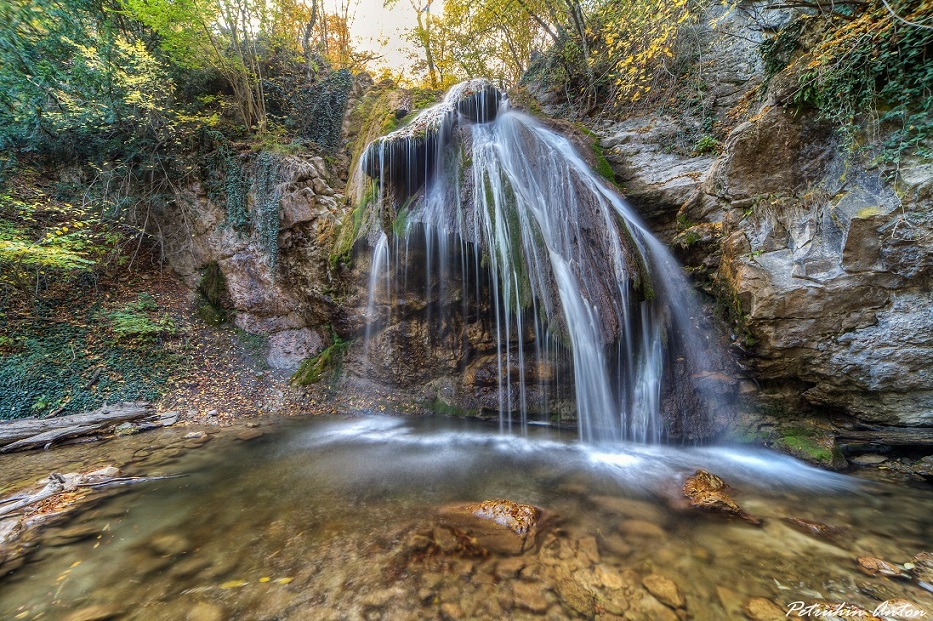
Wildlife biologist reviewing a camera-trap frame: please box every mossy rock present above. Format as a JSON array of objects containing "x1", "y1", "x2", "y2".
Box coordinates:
[
  {"x1": 291, "y1": 338, "x2": 350, "y2": 386},
  {"x1": 775, "y1": 431, "x2": 847, "y2": 470}
]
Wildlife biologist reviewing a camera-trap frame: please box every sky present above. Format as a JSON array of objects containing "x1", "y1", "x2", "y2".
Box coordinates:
[{"x1": 344, "y1": 0, "x2": 423, "y2": 72}]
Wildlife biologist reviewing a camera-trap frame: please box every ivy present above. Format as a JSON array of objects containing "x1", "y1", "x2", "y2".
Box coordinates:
[
  {"x1": 293, "y1": 69, "x2": 354, "y2": 154},
  {"x1": 202, "y1": 130, "x2": 250, "y2": 232},
  {"x1": 783, "y1": 2, "x2": 933, "y2": 164},
  {"x1": 253, "y1": 152, "x2": 282, "y2": 271}
]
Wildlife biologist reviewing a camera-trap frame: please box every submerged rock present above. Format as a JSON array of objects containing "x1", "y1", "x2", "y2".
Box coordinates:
[
  {"x1": 783, "y1": 517, "x2": 844, "y2": 544},
  {"x1": 682, "y1": 470, "x2": 761, "y2": 525},
  {"x1": 908, "y1": 551, "x2": 933, "y2": 591},
  {"x1": 641, "y1": 574, "x2": 685, "y2": 609},
  {"x1": 743, "y1": 597, "x2": 786, "y2": 621},
  {"x1": 857, "y1": 555, "x2": 908, "y2": 578},
  {"x1": 437, "y1": 499, "x2": 543, "y2": 555},
  {"x1": 62, "y1": 605, "x2": 122, "y2": 621}
]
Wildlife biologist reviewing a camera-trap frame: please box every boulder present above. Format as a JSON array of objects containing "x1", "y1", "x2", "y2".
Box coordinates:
[
  {"x1": 682, "y1": 470, "x2": 761, "y2": 525},
  {"x1": 437, "y1": 499, "x2": 543, "y2": 555}
]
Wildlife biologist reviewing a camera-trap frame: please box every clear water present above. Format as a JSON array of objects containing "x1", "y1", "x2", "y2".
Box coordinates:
[{"x1": 2, "y1": 417, "x2": 930, "y2": 620}]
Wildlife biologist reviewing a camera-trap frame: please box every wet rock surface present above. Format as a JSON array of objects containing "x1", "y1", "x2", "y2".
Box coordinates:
[
  {"x1": 587, "y1": 1, "x2": 933, "y2": 433},
  {"x1": 437, "y1": 499, "x2": 543, "y2": 555},
  {"x1": 682, "y1": 470, "x2": 761, "y2": 525}
]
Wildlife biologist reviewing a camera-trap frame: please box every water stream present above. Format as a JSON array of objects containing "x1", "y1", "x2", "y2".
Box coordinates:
[
  {"x1": 359, "y1": 81, "x2": 720, "y2": 443},
  {"x1": 1, "y1": 418, "x2": 930, "y2": 620}
]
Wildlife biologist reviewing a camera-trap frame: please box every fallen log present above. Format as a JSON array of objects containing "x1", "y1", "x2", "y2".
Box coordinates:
[
  {"x1": 0, "y1": 424, "x2": 104, "y2": 454},
  {"x1": 0, "y1": 402, "x2": 153, "y2": 447}
]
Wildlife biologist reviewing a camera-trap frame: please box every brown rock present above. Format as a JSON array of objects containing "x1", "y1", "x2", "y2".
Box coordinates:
[
  {"x1": 783, "y1": 517, "x2": 842, "y2": 544},
  {"x1": 149, "y1": 533, "x2": 190, "y2": 556},
  {"x1": 236, "y1": 429, "x2": 264, "y2": 441},
  {"x1": 512, "y1": 582, "x2": 549, "y2": 613},
  {"x1": 908, "y1": 551, "x2": 933, "y2": 585},
  {"x1": 555, "y1": 574, "x2": 595, "y2": 617},
  {"x1": 187, "y1": 602, "x2": 227, "y2": 621},
  {"x1": 596, "y1": 566, "x2": 625, "y2": 591},
  {"x1": 631, "y1": 591, "x2": 678, "y2": 621},
  {"x1": 682, "y1": 470, "x2": 761, "y2": 525},
  {"x1": 438, "y1": 499, "x2": 542, "y2": 555},
  {"x1": 578, "y1": 536, "x2": 600, "y2": 564},
  {"x1": 440, "y1": 602, "x2": 463, "y2": 620},
  {"x1": 642, "y1": 574, "x2": 685, "y2": 609},
  {"x1": 715, "y1": 585, "x2": 744, "y2": 618},
  {"x1": 857, "y1": 556, "x2": 907, "y2": 578},
  {"x1": 743, "y1": 597, "x2": 786, "y2": 621},
  {"x1": 495, "y1": 557, "x2": 525, "y2": 578}
]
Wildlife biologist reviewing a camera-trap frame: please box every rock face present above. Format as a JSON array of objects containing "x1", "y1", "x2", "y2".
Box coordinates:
[
  {"x1": 152, "y1": 152, "x2": 339, "y2": 371},
  {"x1": 590, "y1": 1, "x2": 933, "y2": 430}
]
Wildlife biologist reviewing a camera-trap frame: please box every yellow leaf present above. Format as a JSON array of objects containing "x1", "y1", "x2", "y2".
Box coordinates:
[
  {"x1": 259, "y1": 576, "x2": 271, "y2": 583},
  {"x1": 275, "y1": 577, "x2": 293, "y2": 585},
  {"x1": 221, "y1": 580, "x2": 248, "y2": 589}
]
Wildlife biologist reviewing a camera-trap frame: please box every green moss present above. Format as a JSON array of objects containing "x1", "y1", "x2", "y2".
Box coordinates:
[
  {"x1": 106, "y1": 294, "x2": 176, "y2": 342},
  {"x1": 291, "y1": 332, "x2": 351, "y2": 386},
  {"x1": 780, "y1": 435, "x2": 833, "y2": 462},
  {"x1": 591, "y1": 142, "x2": 615, "y2": 182},
  {"x1": 329, "y1": 188, "x2": 371, "y2": 269}
]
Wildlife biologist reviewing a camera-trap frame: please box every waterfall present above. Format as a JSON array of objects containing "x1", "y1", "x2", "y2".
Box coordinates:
[{"x1": 356, "y1": 80, "x2": 723, "y2": 445}]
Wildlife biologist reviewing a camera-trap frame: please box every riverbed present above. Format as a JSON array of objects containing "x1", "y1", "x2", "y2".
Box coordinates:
[{"x1": 1, "y1": 415, "x2": 930, "y2": 620}]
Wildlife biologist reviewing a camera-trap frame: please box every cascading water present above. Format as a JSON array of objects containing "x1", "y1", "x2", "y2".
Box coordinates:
[{"x1": 357, "y1": 80, "x2": 724, "y2": 445}]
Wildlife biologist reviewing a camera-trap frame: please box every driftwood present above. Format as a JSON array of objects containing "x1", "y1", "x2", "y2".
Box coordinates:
[
  {"x1": 0, "y1": 470, "x2": 186, "y2": 518},
  {"x1": 0, "y1": 424, "x2": 104, "y2": 454},
  {"x1": 0, "y1": 402, "x2": 153, "y2": 452},
  {"x1": 0, "y1": 478, "x2": 66, "y2": 518}
]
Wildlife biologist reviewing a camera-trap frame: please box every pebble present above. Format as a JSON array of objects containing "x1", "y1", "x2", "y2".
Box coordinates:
[
  {"x1": 601, "y1": 589, "x2": 629, "y2": 615},
  {"x1": 555, "y1": 574, "x2": 595, "y2": 617},
  {"x1": 715, "y1": 585, "x2": 744, "y2": 617},
  {"x1": 237, "y1": 429, "x2": 264, "y2": 441},
  {"x1": 642, "y1": 574, "x2": 685, "y2": 609},
  {"x1": 440, "y1": 602, "x2": 463, "y2": 620},
  {"x1": 61, "y1": 604, "x2": 122, "y2": 621},
  {"x1": 495, "y1": 557, "x2": 525, "y2": 578},
  {"x1": 512, "y1": 582, "x2": 549, "y2": 613},
  {"x1": 207, "y1": 409, "x2": 218, "y2": 417},
  {"x1": 187, "y1": 602, "x2": 227, "y2": 621},
  {"x1": 184, "y1": 432, "x2": 207, "y2": 440},
  {"x1": 743, "y1": 597, "x2": 786, "y2": 621},
  {"x1": 578, "y1": 536, "x2": 600, "y2": 564},
  {"x1": 595, "y1": 566, "x2": 625, "y2": 590},
  {"x1": 150, "y1": 533, "x2": 190, "y2": 556},
  {"x1": 170, "y1": 555, "x2": 211, "y2": 579}
]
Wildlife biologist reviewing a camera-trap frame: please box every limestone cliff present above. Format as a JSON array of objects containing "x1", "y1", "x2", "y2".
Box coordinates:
[{"x1": 583, "y1": 3, "x2": 932, "y2": 430}]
